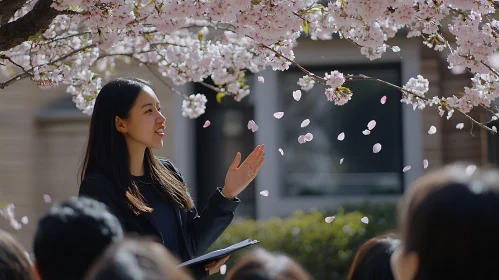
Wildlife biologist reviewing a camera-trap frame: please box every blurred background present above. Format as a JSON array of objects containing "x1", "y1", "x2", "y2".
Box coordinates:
[{"x1": 1, "y1": 23, "x2": 497, "y2": 280}]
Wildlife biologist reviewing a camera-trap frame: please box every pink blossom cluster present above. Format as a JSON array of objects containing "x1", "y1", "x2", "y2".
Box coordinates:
[{"x1": 1, "y1": 0, "x2": 499, "y2": 119}]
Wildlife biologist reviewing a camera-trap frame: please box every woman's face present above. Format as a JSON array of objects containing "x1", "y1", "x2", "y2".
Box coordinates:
[
  {"x1": 117, "y1": 86, "x2": 166, "y2": 150},
  {"x1": 390, "y1": 244, "x2": 418, "y2": 280}
]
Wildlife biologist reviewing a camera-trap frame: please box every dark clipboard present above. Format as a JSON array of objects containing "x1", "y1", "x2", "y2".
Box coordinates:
[{"x1": 178, "y1": 239, "x2": 261, "y2": 267}]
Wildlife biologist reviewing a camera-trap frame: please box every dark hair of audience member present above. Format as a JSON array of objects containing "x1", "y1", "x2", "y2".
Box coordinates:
[
  {"x1": 33, "y1": 196, "x2": 123, "y2": 280},
  {"x1": 224, "y1": 247, "x2": 311, "y2": 280},
  {"x1": 0, "y1": 229, "x2": 36, "y2": 280},
  {"x1": 395, "y1": 163, "x2": 499, "y2": 280},
  {"x1": 347, "y1": 233, "x2": 399, "y2": 280},
  {"x1": 84, "y1": 237, "x2": 193, "y2": 280}
]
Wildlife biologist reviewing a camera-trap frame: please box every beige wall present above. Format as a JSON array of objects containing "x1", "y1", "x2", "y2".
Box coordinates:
[{"x1": 0, "y1": 64, "x2": 176, "y2": 252}]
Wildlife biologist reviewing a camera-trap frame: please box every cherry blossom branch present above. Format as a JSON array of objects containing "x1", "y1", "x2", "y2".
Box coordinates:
[
  {"x1": 261, "y1": 40, "x2": 494, "y2": 133},
  {"x1": 144, "y1": 64, "x2": 189, "y2": 100},
  {"x1": 0, "y1": 54, "x2": 32, "y2": 77}
]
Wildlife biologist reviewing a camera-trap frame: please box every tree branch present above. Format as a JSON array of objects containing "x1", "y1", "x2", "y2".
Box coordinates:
[
  {"x1": 0, "y1": 0, "x2": 60, "y2": 52},
  {"x1": 0, "y1": 0, "x2": 27, "y2": 26}
]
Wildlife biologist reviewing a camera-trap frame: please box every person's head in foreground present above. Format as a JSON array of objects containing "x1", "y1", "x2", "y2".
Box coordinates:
[
  {"x1": 224, "y1": 248, "x2": 311, "y2": 280},
  {"x1": 33, "y1": 196, "x2": 123, "y2": 280},
  {"x1": 348, "y1": 233, "x2": 399, "y2": 280},
  {"x1": 0, "y1": 229, "x2": 36, "y2": 280},
  {"x1": 390, "y1": 163, "x2": 499, "y2": 280},
  {"x1": 84, "y1": 237, "x2": 193, "y2": 280}
]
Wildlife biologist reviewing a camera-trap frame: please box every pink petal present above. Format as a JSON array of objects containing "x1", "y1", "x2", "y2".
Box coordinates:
[
  {"x1": 403, "y1": 165, "x2": 411, "y2": 172},
  {"x1": 428, "y1": 126, "x2": 437, "y2": 134},
  {"x1": 247, "y1": 120, "x2": 255, "y2": 130},
  {"x1": 456, "y1": 123, "x2": 464, "y2": 129},
  {"x1": 373, "y1": 143, "x2": 382, "y2": 153},
  {"x1": 43, "y1": 194, "x2": 52, "y2": 203},
  {"x1": 260, "y1": 190, "x2": 269, "y2": 197},
  {"x1": 301, "y1": 119, "x2": 310, "y2": 128},
  {"x1": 304, "y1": 133, "x2": 313, "y2": 141},
  {"x1": 203, "y1": 120, "x2": 211, "y2": 128},
  {"x1": 367, "y1": 120, "x2": 376, "y2": 130},
  {"x1": 423, "y1": 159, "x2": 428, "y2": 169},
  {"x1": 340, "y1": 158, "x2": 344, "y2": 164},
  {"x1": 325, "y1": 216, "x2": 335, "y2": 223},
  {"x1": 251, "y1": 124, "x2": 259, "y2": 132},
  {"x1": 362, "y1": 129, "x2": 371, "y2": 135},
  {"x1": 274, "y1": 112, "x2": 284, "y2": 119},
  {"x1": 298, "y1": 135, "x2": 306, "y2": 144},
  {"x1": 380, "y1": 96, "x2": 387, "y2": 104},
  {"x1": 258, "y1": 76, "x2": 264, "y2": 83},
  {"x1": 278, "y1": 148, "x2": 284, "y2": 155},
  {"x1": 361, "y1": 216, "x2": 369, "y2": 224},
  {"x1": 337, "y1": 132, "x2": 345, "y2": 141},
  {"x1": 220, "y1": 264, "x2": 227, "y2": 275},
  {"x1": 21, "y1": 216, "x2": 28, "y2": 225},
  {"x1": 293, "y1": 90, "x2": 302, "y2": 101}
]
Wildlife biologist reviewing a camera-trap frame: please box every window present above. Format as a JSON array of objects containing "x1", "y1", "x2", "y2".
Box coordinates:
[{"x1": 278, "y1": 63, "x2": 404, "y2": 196}]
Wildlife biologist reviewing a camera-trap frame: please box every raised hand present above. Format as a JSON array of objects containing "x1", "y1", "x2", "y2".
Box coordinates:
[
  {"x1": 204, "y1": 255, "x2": 230, "y2": 275},
  {"x1": 221, "y1": 145, "x2": 265, "y2": 199}
]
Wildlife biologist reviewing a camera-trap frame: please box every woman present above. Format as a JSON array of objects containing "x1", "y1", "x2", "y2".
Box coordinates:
[
  {"x1": 390, "y1": 163, "x2": 499, "y2": 280},
  {"x1": 347, "y1": 233, "x2": 399, "y2": 280},
  {"x1": 224, "y1": 248, "x2": 312, "y2": 280},
  {"x1": 78, "y1": 78, "x2": 264, "y2": 279},
  {"x1": 0, "y1": 229, "x2": 36, "y2": 280}
]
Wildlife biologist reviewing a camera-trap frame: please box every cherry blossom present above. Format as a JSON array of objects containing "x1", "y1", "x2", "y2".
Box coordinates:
[
  {"x1": 248, "y1": 120, "x2": 258, "y2": 132},
  {"x1": 0, "y1": 0, "x2": 498, "y2": 133}
]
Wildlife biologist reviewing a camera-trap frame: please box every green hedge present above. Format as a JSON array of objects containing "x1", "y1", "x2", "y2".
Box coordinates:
[{"x1": 207, "y1": 203, "x2": 397, "y2": 280}]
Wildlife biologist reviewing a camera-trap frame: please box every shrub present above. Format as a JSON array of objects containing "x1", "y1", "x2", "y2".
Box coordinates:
[{"x1": 207, "y1": 202, "x2": 397, "y2": 280}]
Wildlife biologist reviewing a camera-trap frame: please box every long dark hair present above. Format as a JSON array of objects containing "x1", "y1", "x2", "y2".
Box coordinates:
[
  {"x1": 80, "y1": 78, "x2": 194, "y2": 214},
  {"x1": 0, "y1": 229, "x2": 35, "y2": 280},
  {"x1": 397, "y1": 163, "x2": 499, "y2": 280},
  {"x1": 347, "y1": 233, "x2": 399, "y2": 280}
]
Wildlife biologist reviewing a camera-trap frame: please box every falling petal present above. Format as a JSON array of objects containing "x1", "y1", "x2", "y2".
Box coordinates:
[
  {"x1": 456, "y1": 123, "x2": 464, "y2": 129},
  {"x1": 465, "y1": 165, "x2": 477, "y2": 176},
  {"x1": 203, "y1": 120, "x2": 211, "y2": 128},
  {"x1": 298, "y1": 135, "x2": 306, "y2": 144},
  {"x1": 247, "y1": 120, "x2": 255, "y2": 130},
  {"x1": 380, "y1": 96, "x2": 387, "y2": 104},
  {"x1": 403, "y1": 166, "x2": 411, "y2": 172},
  {"x1": 423, "y1": 159, "x2": 428, "y2": 169},
  {"x1": 274, "y1": 112, "x2": 284, "y2": 119},
  {"x1": 304, "y1": 133, "x2": 313, "y2": 141},
  {"x1": 361, "y1": 216, "x2": 369, "y2": 224},
  {"x1": 301, "y1": 119, "x2": 310, "y2": 128},
  {"x1": 258, "y1": 76, "x2": 264, "y2": 83},
  {"x1": 362, "y1": 129, "x2": 371, "y2": 135},
  {"x1": 220, "y1": 264, "x2": 227, "y2": 275},
  {"x1": 428, "y1": 126, "x2": 437, "y2": 134},
  {"x1": 367, "y1": 120, "x2": 376, "y2": 130},
  {"x1": 278, "y1": 148, "x2": 284, "y2": 155},
  {"x1": 293, "y1": 90, "x2": 302, "y2": 101},
  {"x1": 340, "y1": 158, "x2": 344, "y2": 164},
  {"x1": 373, "y1": 143, "x2": 382, "y2": 153},
  {"x1": 43, "y1": 194, "x2": 52, "y2": 203},
  {"x1": 251, "y1": 124, "x2": 259, "y2": 133},
  {"x1": 337, "y1": 132, "x2": 345, "y2": 141},
  {"x1": 21, "y1": 216, "x2": 28, "y2": 225},
  {"x1": 325, "y1": 216, "x2": 335, "y2": 223},
  {"x1": 260, "y1": 190, "x2": 269, "y2": 197}
]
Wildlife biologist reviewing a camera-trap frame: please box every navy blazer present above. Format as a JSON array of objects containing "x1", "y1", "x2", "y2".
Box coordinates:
[{"x1": 78, "y1": 158, "x2": 240, "y2": 278}]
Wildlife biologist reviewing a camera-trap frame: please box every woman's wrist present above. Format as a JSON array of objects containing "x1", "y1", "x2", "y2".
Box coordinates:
[{"x1": 220, "y1": 187, "x2": 236, "y2": 200}]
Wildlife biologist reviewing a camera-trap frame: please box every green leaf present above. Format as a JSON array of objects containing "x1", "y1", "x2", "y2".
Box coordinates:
[
  {"x1": 145, "y1": 34, "x2": 153, "y2": 42},
  {"x1": 28, "y1": 31, "x2": 42, "y2": 42},
  {"x1": 216, "y1": 92, "x2": 225, "y2": 104},
  {"x1": 146, "y1": 0, "x2": 154, "y2": 5},
  {"x1": 198, "y1": 32, "x2": 203, "y2": 42},
  {"x1": 65, "y1": 61, "x2": 73, "y2": 67},
  {"x1": 302, "y1": 20, "x2": 309, "y2": 36}
]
